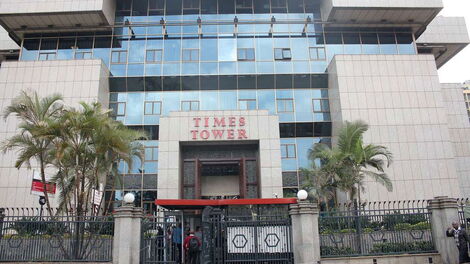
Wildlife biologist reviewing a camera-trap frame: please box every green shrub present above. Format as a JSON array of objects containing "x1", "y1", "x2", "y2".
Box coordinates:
[
  {"x1": 411, "y1": 222, "x2": 430, "y2": 230},
  {"x1": 7, "y1": 217, "x2": 69, "y2": 237},
  {"x1": 394, "y1": 223, "x2": 412, "y2": 231},
  {"x1": 86, "y1": 216, "x2": 114, "y2": 235},
  {"x1": 339, "y1": 228, "x2": 356, "y2": 234},
  {"x1": 363, "y1": 228, "x2": 374, "y2": 233},
  {"x1": 321, "y1": 246, "x2": 356, "y2": 256},
  {"x1": 370, "y1": 241, "x2": 434, "y2": 254}
]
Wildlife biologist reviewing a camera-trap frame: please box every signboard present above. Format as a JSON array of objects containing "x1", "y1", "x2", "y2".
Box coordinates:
[
  {"x1": 190, "y1": 117, "x2": 248, "y2": 140},
  {"x1": 93, "y1": 189, "x2": 103, "y2": 206},
  {"x1": 31, "y1": 171, "x2": 56, "y2": 197}
]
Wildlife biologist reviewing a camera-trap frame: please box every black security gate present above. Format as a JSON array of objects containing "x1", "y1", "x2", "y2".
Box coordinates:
[
  {"x1": 141, "y1": 211, "x2": 183, "y2": 264},
  {"x1": 201, "y1": 206, "x2": 294, "y2": 264}
]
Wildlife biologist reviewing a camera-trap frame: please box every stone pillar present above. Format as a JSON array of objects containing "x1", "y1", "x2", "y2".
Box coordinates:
[
  {"x1": 428, "y1": 196, "x2": 459, "y2": 264},
  {"x1": 113, "y1": 205, "x2": 143, "y2": 264},
  {"x1": 289, "y1": 201, "x2": 320, "y2": 264}
]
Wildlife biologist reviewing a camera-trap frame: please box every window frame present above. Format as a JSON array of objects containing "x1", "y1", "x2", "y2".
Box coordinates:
[
  {"x1": 38, "y1": 52, "x2": 57, "y2": 61},
  {"x1": 182, "y1": 48, "x2": 200, "y2": 62},
  {"x1": 183, "y1": 0, "x2": 200, "y2": 13},
  {"x1": 309, "y1": 47, "x2": 326, "y2": 61},
  {"x1": 144, "y1": 101, "x2": 162, "y2": 116},
  {"x1": 276, "y1": 98, "x2": 294, "y2": 113},
  {"x1": 74, "y1": 51, "x2": 93, "y2": 59},
  {"x1": 238, "y1": 99, "x2": 257, "y2": 110},
  {"x1": 237, "y1": 48, "x2": 255, "y2": 61},
  {"x1": 146, "y1": 49, "x2": 163, "y2": 63},
  {"x1": 144, "y1": 146, "x2": 159, "y2": 162},
  {"x1": 281, "y1": 143, "x2": 296, "y2": 159},
  {"x1": 181, "y1": 100, "x2": 200, "y2": 111},
  {"x1": 110, "y1": 102, "x2": 126, "y2": 117},
  {"x1": 111, "y1": 50, "x2": 128, "y2": 64},
  {"x1": 312, "y1": 99, "x2": 330, "y2": 113},
  {"x1": 274, "y1": 48, "x2": 292, "y2": 60}
]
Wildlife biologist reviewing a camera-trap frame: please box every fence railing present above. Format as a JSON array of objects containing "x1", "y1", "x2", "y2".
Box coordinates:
[
  {"x1": 0, "y1": 215, "x2": 114, "y2": 262},
  {"x1": 319, "y1": 206, "x2": 435, "y2": 258},
  {"x1": 1, "y1": 207, "x2": 59, "y2": 217},
  {"x1": 458, "y1": 198, "x2": 470, "y2": 229}
]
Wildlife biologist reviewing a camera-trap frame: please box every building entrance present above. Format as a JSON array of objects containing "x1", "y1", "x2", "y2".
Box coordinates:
[
  {"x1": 200, "y1": 161, "x2": 241, "y2": 199},
  {"x1": 181, "y1": 143, "x2": 259, "y2": 199}
]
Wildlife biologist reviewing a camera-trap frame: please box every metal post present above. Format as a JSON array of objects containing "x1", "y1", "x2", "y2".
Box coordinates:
[{"x1": 0, "y1": 208, "x2": 5, "y2": 240}]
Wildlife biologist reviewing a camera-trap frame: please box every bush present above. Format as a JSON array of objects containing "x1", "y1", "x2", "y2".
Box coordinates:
[
  {"x1": 7, "y1": 217, "x2": 69, "y2": 237},
  {"x1": 370, "y1": 241, "x2": 434, "y2": 254},
  {"x1": 382, "y1": 213, "x2": 427, "y2": 229},
  {"x1": 394, "y1": 223, "x2": 412, "y2": 231},
  {"x1": 339, "y1": 228, "x2": 356, "y2": 234},
  {"x1": 86, "y1": 216, "x2": 114, "y2": 235},
  {"x1": 411, "y1": 222, "x2": 430, "y2": 230},
  {"x1": 321, "y1": 246, "x2": 356, "y2": 256}
]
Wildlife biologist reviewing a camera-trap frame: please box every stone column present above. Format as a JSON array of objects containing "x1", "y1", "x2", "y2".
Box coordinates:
[
  {"x1": 428, "y1": 196, "x2": 459, "y2": 264},
  {"x1": 289, "y1": 201, "x2": 320, "y2": 264},
  {"x1": 113, "y1": 205, "x2": 143, "y2": 264}
]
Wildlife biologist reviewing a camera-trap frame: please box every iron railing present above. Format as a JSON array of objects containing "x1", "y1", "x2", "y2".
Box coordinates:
[
  {"x1": 319, "y1": 202, "x2": 435, "y2": 258},
  {"x1": 458, "y1": 198, "x2": 470, "y2": 228},
  {"x1": 141, "y1": 211, "x2": 184, "y2": 264},
  {"x1": 0, "y1": 214, "x2": 114, "y2": 262}
]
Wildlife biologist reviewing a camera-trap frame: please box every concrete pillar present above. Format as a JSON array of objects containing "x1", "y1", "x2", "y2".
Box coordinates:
[
  {"x1": 428, "y1": 196, "x2": 459, "y2": 264},
  {"x1": 113, "y1": 205, "x2": 143, "y2": 264},
  {"x1": 289, "y1": 201, "x2": 320, "y2": 264}
]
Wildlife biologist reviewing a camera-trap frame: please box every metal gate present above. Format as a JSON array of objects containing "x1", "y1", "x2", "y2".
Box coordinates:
[
  {"x1": 141, "y1": 211, "x2": 183, "y2": 264},
  {"x1": 201, "y1": 206, "x2": 294, "y2": 264}
]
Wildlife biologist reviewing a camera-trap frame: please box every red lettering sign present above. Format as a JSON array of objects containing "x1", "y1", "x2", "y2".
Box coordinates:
[
  {"x1": 200, "y1": 130, "x2": 210, "y2": 139},
  {"x1": 213, "y1": 117, "x2": 226, "y2": 127},
  {"x1": 190, "y1": 116, "x2": 248, "y2": 140},
  {"x1": 212, "y1": 130, "x2": 224, "y2": 139}
]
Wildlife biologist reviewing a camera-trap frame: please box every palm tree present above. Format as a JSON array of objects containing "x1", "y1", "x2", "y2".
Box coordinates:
[
  {"x1": 1, "y1": 91, "x2": 63, "y2": 215},
  {"x1": 49, "y1": 102, "x2": 145, "y2": 216},
  {"x1": 301, "y1": 143, "x2": 344, "y2": 208},
  {"x1": 337, "y1": 120, "x2": 393, "y2": 202},
  {"x1": 304, "y1": 120, "x2": 393, "y2": 206}
]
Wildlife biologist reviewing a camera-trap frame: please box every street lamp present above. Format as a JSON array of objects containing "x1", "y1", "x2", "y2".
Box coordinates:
[
  {"x1": 297, "y1": 190, "x2": 308, "y2": 201},
  {"x1": 123, "y1": 193, "x2": 135, "y2": 205}
]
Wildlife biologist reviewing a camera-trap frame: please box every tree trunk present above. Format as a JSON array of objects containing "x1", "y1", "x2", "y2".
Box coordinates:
[{"x1": 39, "y1": 155, "x2": 53, "y2": 216}]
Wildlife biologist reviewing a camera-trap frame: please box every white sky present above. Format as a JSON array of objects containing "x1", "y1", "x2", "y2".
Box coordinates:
[{"x1": 437, "y1": 0, "x2": 470, "y2": 83}]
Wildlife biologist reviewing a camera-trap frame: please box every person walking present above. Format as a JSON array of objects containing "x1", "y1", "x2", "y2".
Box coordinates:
[
  {"x1": 446, "y1": 221, "x2": 470, "y2": 263},
  {"x1": 184, "y1": 231, "x2": 201, "y2": 264},
  {"x1": 173, "y1": 223, "x2": 183, "y2": 263}
]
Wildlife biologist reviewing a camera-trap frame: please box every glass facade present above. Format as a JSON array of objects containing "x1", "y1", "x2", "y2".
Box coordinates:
[{"x1": 17, "y1": 0, "x2": 419, "y2": 203}]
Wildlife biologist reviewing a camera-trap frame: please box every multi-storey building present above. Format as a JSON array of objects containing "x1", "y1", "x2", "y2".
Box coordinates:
[{"x1": 0, "y1": 0, "x2": 469, "y2": 211}]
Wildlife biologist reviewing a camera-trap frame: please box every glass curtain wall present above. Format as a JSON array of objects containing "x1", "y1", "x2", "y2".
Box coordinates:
[{"x1": 17, "y1": 0, "x2": 419, "y2": 205}]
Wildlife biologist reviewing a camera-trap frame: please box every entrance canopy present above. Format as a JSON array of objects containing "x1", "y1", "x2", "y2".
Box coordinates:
[{"x1": 155, "y1": 198, "x2": 297, "y2": 210}]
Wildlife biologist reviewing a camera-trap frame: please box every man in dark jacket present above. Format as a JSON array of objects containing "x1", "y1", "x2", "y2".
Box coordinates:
[{"x1": 446, "y1": 221, "x2": 470, "y2": 263}]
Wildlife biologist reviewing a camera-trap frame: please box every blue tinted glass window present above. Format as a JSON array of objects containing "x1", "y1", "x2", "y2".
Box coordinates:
[
  {"x1": 397, "y1": 33, "x2": 415, "y2": 54},
  {"x1": 201, "y1": 39, "x2": 218, "y2": 61},
  {"x1": 164, "y1": 40, "x2": 181, "y2": 61},
  {"x1": 256, "y1": 38, "x2": 273, "y2": 61},
  {"x1": 219, "y1": 91, "x2": 237, "y2": 110},
  {"x1": 128, "y1": 39, "x2": 146, "y2": 62},
  {"x1": 379, "y1": 33, "x2": 398, "y2": 54},
  {"x1": 291, "y1": 38, "x2": 308, "y2": 60},
  {"x1": 219, "y1": 39, "x2": 237, "y2": 61},
  {"x1": 361, "y1": 33, "x2": 380, "y2": 54},
  {"x1": 126, "y1": 93, "x2": 144, "y2": 124}
]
